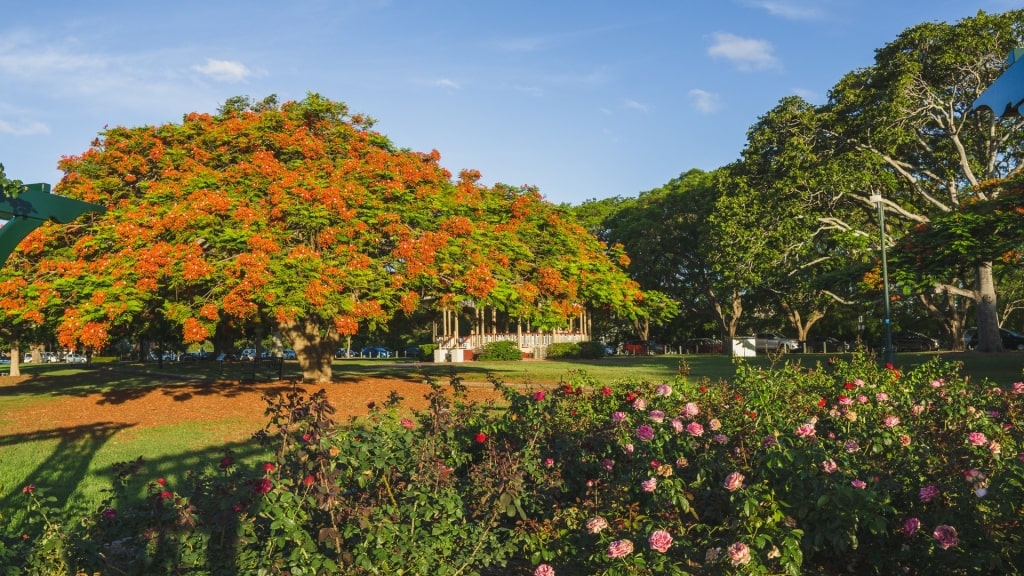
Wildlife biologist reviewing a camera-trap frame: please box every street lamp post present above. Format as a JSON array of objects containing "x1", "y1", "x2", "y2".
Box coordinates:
[{"x1": 869, "y1": 194, "x2": 895, "y2": 366}]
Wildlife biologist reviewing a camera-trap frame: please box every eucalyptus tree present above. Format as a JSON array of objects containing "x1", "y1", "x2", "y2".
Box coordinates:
[{"x1": 824, "y1": 9, "x2": 1024, "y2": 352}]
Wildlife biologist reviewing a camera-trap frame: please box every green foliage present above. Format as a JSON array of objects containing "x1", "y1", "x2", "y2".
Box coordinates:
[
  {"x1": 546, "y1": 341, "x2": 607, "y2": 359},
  {"x1": 545, "y1": 342, "x2": 581, "y2": 359},
  {"x1": 476, "y1": 340, "x2": 523, "y2": 361},
  {"x1": 418, "y1": 343, "x2": 438, "y2": 361}
]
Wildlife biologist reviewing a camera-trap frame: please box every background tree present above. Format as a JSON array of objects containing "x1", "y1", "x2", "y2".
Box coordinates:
[{"x1": 824, "y1": 9, "x2": 1024, "y2": 352}]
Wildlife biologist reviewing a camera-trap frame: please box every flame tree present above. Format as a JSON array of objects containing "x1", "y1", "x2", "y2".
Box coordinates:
[{"x1": 26, "y1": 94, "x2": 642, "y2": 381}]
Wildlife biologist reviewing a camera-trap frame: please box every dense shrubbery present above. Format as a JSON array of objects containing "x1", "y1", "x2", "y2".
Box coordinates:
[
  {"x1": 476, "y1": 340, "x2": 524, "y2": 361},
  {"x1": 4, "y1": 353, "x2": 1024, "y2": 574},
  {"x1": 547, "y1": 341, "x2": 607, "y2": 359}
]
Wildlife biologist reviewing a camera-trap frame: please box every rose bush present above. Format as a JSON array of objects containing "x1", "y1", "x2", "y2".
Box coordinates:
[{"x1": 2, "y1": 352, "x2": 1023, "y2": 574}]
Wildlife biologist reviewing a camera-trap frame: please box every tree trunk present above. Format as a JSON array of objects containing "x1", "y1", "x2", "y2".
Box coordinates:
[
  {"x1": 975, "y1": 262, "x2": 1004, "y2": 353},
  {"x1": 280, "y1": 318, "x2": 335, "y2": 383},
  {"x1": 9, "y1": 343, "x2": 20, "y2": 377},
  {"x1": 917, "y1": 288, "x2": 969, "y2": 352}
]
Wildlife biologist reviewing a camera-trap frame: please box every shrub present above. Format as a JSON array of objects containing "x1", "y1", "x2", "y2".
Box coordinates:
[
  {"x1": 476, "y1": 340, "x2": 522, "y2": 361},
  {"x1": 577, "y1": 340, "x2": 607, "y2": 359},
  {"x1": 418, "y1": 343, "x2": 437, "y2": 361},
  {"x1": 546, "y1": 342, "x2": 581, "y2": 359},
  {"x1": 6, "y1": 352, "x2": 1024, "y2": 574}
]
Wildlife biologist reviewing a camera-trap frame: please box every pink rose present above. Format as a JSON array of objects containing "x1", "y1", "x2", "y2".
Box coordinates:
[
  {"x1": 686, "y1": 422, "x2": 704, "y2": 437},
  {"x1": 795, "y1": 423, "x2": 816, "y2": 437},
  {"x1": 648, "y1": 529, "x2": 673, "y2": 553},
  {"x1": 723, "y1": 471, "x2": 745, "y2": 492},
  {"x1": 534, "y1": 563, "x2": 555, "y2": 576},
  {"x1": 636, "y1": 425, "x2": 655, "y2": 441},
  {"x1": 919, "y1": 484, "x2": 940, "y2": 503},
  {"x1": 727, "y1": 542, "x2": 751, "y2": 566},
  {"x1": 933, "y1": 525, "x2": 958, "y2": 549},
  {"x1": 606, "y1": 539, "x2": 634, "y2": 559},
  {"x1": 641, "y1": 477, "x2": 657, "y2": 492},
  {"x1": 903, "y1": 517, "x2": 920, "y2": 537},
  {"x1": 586, "y1": 516, "x2": 609, "y2": 534},
  {"x1": 821, "y1": 459, "x2": 837, "y2": 474},
  {"x1": 968, "y1": 432, "x2": 987, "y2": 446}
]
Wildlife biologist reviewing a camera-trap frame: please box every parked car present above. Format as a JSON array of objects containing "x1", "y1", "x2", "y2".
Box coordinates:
[
  {"x1": 66, "y1": 353, "x2": 87, "y2": 364},
  {"x1": 622, "y1": 340, "x2": 664, "y2": 355},
  {"x1": 802, "y1": 337, "x2": 852, "y2": 353},
  {"x1": 282, "y1": 349, "x2": 297, "y2": 360},
  {"x1": 334, "y1": 348, "x2": 356, "y2": 359},
  {"x1": 890, "y1": 331, "x2": 941, "y2": 352},
  {"x1": 404, "y1": 345, "x2": 421, "y2": 357},
  {"x1": 239, "y1": 348, "x2": 257, "y2": 361},
  {"x1": 360, "y1": 346, "x2": 391, "y2": 358},
  {"x1": 753, "y1": 332, "x2": 800, "y2": 353},
  {"x1": 963, "y1": 327, "x2": 1024, "y2": 350},
  {"x1": 681, "y1": 338, "x2": 723, "y2": 354}
]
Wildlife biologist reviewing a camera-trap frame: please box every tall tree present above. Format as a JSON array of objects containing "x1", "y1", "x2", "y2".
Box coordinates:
[
  {"x1": 38, "y1": 94, "x2": 642, "y2": 381},
  {"x1": 605, "y1": 169, "x2": 772, "y2": 345},
  {"x1": 825, "y1": 9, "x2": 1024, "y2": 352},
  {"x1": 735, "y1": 96, "x2": 889, "y2": 341}
]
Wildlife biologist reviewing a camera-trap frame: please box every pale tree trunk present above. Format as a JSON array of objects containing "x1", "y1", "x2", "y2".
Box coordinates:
[
  {"x1": 8, "y1": 343, "x2": 20, "y2": 377},
  {"x1": 917, "y1": 288, "x2": 970, "y2": 352},
  {"x1": 280, "y1": 318, "x2": 336, "y2": 383},
  {"x1": 779, "y1": 300, "x2": 826, "y2": 342},
  {"x1": 709, "y1": 287, "x2": 743, "y2": 354},
  {"x1": 975, "y1": 262, "x2": 1004, "y2": 353}
]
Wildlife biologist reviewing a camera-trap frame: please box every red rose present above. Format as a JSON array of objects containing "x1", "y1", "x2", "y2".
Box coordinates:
[
  {"x1": 157, "y1": 477, "x2": 167, "y2": 486},
  {"x1": 533, "y1": 390, "x2": 546, "y2": 401},
  {"x1": 220, "y1": 457, "x2": 234, "y2": 468},
  {"x1": 818, "y1": 398, "x2": 827, "y2": 407},
  {"x1": 253, "y1": 478, "x2": 272, "y2": 494},
  {"x1": 21, "y1": 484, "x2": 35, "y2": 495},
  {"x1": 474, "y1": 432, "x2": 487, "y2": 444},
  {"x1": 262, "y1": 463, "x2": 275, "y2": 472},
  {"x1": 160, "y1": 490, "x2": 173, "y2": 500},
  {"x1": 601, "y1": 387, "x2": 613, "y2": 396},
  {"x1": 303, "y1": 475, "x2": 315, "y2": 486}
]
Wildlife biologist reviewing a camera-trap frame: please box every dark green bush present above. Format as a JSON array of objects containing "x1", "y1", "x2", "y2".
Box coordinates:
[
  {"x1": 577, "y1": 341, "x2": 607, "y2": 359},
  {"x1": 419, "y1": 343, "x2": 437, "y2": 361},
  {"x1": 475, "y1": 340, "x2": 522, "y2": 361},
  {"x1": 546, "y1": 342, "x2": 581, "y2": 359}
]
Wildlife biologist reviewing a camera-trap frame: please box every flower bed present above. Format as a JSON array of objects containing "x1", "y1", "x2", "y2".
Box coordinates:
[{"x1": 4, "y1": 354, "x2": 1023, "y2": 574}]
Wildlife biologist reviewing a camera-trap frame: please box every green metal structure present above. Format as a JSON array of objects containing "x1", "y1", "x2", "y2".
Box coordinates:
[{"x1": 0, "y1": 183, "x2": 105, "y2": 267}]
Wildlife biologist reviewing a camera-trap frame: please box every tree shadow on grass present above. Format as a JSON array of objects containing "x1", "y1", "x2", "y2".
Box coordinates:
[
  {"x1": 0, "y1": 422, "x2": 136, "y2": 530},
  {"x1": 0, "y1": 419, "x2": 272, "y2": 572}
]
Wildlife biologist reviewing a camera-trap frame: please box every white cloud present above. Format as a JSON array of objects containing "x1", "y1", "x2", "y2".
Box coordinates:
[
  {"x1": 688, "y1": 88, "x2": 721, "y2": 113},
  {"x1": 624, "y1": 99, "x2": 649, "y2": 112},
  {"x1": 708, "y1": 32, "x2": 781, "y2": 72},
  {"x1": 792, "y1": 87, "x2": 821, "y2": 103},
  {"x1": 744, "y1": 0, "x2": 823, "y2": 20},
  {"x1": 192, "y1": 59, "x2": 253, "y2": 82},
  {"x1": 432, "y1": 78, "x2": 461, "y2": 90},
  {"x1": 0, "y1": 118, "x2": 50, "y2": 136}
]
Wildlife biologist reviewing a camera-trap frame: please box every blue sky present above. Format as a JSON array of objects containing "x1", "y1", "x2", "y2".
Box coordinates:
[{"x1": 1, "y1": 1, "x2": 1021, "y2": 205}]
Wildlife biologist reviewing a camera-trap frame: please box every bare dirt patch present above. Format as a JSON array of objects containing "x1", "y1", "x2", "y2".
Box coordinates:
[{"x1": 0, "y1": 375, "x2": 507, "y2": 439}]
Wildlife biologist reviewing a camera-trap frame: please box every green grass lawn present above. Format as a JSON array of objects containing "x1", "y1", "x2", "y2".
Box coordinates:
[{"x1": 0, "y1": 350, "x2": 1021, "y2": 525}]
